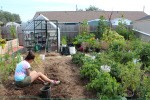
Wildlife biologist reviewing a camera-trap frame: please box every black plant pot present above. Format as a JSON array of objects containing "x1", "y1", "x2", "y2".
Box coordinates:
[
  {"x1": 75, "y1": 44, "x2": 81, "y2": 49},
  {"x1": 40, "y1": 86, "x2": 51, "y2": 99},
  {"x1": 61, "y1": 46, "x2": 70, "y2": 55},
  {"x1": 125, "y1": 90, "x2": 134, "y2": 100},
  {"x1": 95, "y1": 48, "x2": 100, "y2": 52}
]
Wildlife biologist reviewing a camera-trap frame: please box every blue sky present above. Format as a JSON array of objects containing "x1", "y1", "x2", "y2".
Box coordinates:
[{"x1": 1, "y1": 0, "x2": 150, "y2": 22}]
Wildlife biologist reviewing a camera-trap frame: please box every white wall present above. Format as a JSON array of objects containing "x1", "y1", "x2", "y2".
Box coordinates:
[{"x1": 133, "y1": 20, "x2": 150, "y2": 34}]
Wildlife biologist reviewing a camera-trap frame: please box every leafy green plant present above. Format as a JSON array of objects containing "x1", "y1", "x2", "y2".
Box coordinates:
[
  {"x1": 95, "y1": 52, "x2": 114, "y2": 66},
  {"x1": 109, "y1": 40, "x2": 126, "y2": 52},
  {"x1": 115, "y1": 18, "x2": 134, "y2": 40},
  {"x1": 120, "y1": 61, "x2": 143, "y2": 96},
  {"x1": 129, "y1": 39, "x2": 145, "y2": 55},
  {"x1": 9, "y1": 25, "x2": 16, "y2": 39},
  {"x1": 0, "y1": 38, "x2": 6, "y2": 49},
  {"x1": 102, "y1": 29, "x2": 125, "y2": 45},
  {"x1": 110, "y1": 62, "x2": 123, "y2": 82},
  {"x1": 61, "y1": 36, "x2": 67, "y2": 45},
  {"x1": 73, "y1": 33, "x2": 96, "y2": 45},
  {"x1": 141, "y1": 75, "x2": 150, "y2": 99},
  {"x1": 80, "y1": 60, "x2": 100, "y2": 80},
  {"x1": 0, "y1": 55, "x2": 18, "y2": 81},
  {"x1": 96, "y1": 16, "x2": 109, "y2": 39},
  {"x1": 71, "y1": 52, "x2": 86, "y2": 66},
  {"x1": 79, "y1": 20, "x2": 89, "y2": 34},
  {"x1": 139, "y1": 44, "x2": 150, "y2": 68},
  {"x1": 87, "y1": 72, "x2": 120, "y2": 99},
  {"x1": 120, "y1": 51, "x2": 136, "y2": 64}
]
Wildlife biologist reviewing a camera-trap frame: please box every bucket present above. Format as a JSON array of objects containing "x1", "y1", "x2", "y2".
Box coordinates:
[
  {"x1": 40, "y1": 86, "x2": 51, "y2": 99},
  {"x1": 69, "y1": 46, "x2": 76, "y2": 55},
  {"x1": 40, "y1": 54, "x2": 45, "y2": 60},
  {"x1": 61, "y1": 47, "x2": 70, "y2": 55}
]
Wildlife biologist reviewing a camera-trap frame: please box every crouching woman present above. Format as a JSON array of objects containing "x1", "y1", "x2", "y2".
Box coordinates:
[{"x1": 14, "y1": 51, "x2": 60, "y2": 88}]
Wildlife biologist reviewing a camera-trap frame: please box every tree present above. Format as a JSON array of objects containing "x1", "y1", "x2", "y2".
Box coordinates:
[
  {"x1": 85, "y1": 5, "x2": 103, "y2": 11},
  {"x1": 0, "y1": 11, "x2": 21, "y2": 24},
  {"x1": 12, "y1": 14, "x2": 21, "y2": 23}
]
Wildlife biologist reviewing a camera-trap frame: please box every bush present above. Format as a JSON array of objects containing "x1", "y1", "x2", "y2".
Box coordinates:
[
  {"x1": 71, "y1": 52, "x2": 86, "y2": 66},
  {"x1": 139, "y1": 44, "x2": 150, "y2": 67},
  {"x1": 80, "y1": 60, "x2": 100, "y2": 80},
  {"x1": 87, "y1": 72, "x2": 120, "y2": 99}
]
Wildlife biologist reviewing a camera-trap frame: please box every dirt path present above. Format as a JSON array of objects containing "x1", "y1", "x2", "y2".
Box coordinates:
[
  {"x1": 0, "y1": 53, "x2": 96, "y2": 99},
  {"x1": 44, "y1": 55, "x2": 95, "y2": 99}
]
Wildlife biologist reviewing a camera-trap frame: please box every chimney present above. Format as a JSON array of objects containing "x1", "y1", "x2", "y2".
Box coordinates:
[
  {"x1": 143, "y1": 5, "x2": 145, "y2": 12},
  {"x1": 76, "y1": 5, "x2": 78, "y2": 11}
]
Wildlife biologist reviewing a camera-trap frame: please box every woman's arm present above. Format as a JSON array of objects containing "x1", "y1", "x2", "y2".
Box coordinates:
[{"x1": 26, "y1": 68, "x2": 31, "y2": 76}]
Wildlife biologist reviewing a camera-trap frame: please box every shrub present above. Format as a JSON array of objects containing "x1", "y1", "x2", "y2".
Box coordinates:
[
  {"x1": 87, "y1": 72, "x2": 120, "y2": 99},
  {"x1": 139, "y1": 43, "x2": 150, "y2": 68},
  {"x1": 80, "y1": 60, "x2": 100, "y2": 80},
  {"x1": 120, "y1": 61, "x2": 143, "y2": 95},
  {"x1": 71, "y1": 52, "x2": 86, "y2": 66}
]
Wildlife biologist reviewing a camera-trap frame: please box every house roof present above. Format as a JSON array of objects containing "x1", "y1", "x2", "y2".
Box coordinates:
[
  {"x1": 34, "y1": 11, "x2": 147, "y2": 23},
  {"x1": 136, "y1": 15, "x2": 150, "y2": 21}
]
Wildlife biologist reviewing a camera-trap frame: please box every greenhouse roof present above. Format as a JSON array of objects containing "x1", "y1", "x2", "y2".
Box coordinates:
[{"x1": 24, "y1": 14, "x2": 57, "y2": 32}]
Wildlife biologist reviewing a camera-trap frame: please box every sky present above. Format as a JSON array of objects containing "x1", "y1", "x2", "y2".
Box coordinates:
[{"x1": 0, "y1": 0, "x2": 150, "y2": 22}]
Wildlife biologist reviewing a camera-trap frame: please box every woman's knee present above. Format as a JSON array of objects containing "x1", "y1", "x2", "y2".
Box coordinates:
[
  {"x1": 37, "y1": 72, "x2": 43, "y2": 75},
  {"x1": 30, "y1": 70, "x2": 38, "y2": 76},
  {"x1": 31, "y1": 70, "x2": 37, "y2": 73}
]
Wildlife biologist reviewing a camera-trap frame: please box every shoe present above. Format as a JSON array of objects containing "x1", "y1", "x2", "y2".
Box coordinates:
[
  {"x1": 44, "y1": 80, "x2": 60, "y2": 86},
  {"x1": 51, "y1": 80, "x2": 61, "y2": 85},
  {"x1": 44, "y1": 82, "x2": 50, "y2": 86}
]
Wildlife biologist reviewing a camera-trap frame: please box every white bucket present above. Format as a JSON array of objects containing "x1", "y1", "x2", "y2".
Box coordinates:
[
  {"x1": 69, "y1": 46, "x2": 76, "y2": 55},
  {"x1": 40, "y1": 54, "x2": 45, "y2": 60}
]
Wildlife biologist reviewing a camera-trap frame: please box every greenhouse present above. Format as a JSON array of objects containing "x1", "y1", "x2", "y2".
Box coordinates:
[{"x1": 23, "y1": 14, "x2": 60, "y2": 52}]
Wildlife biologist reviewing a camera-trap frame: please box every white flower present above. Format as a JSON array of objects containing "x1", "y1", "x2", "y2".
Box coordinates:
[{"x1": 101, "y1": 65, "x2": 111, "y2": 72}]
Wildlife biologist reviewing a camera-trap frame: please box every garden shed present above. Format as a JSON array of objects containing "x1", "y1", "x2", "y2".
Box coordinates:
[{"x1": 23, "y1": 14, "x2": 60, "y2": 52}]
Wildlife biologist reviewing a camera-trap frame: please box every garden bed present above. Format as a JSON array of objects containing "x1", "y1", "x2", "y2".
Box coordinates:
[
  {"x1": 0, "y1": 52, "x2": 96, "y2": 99},
  {"x1": 0, "y1": 38, "x2": 24, "y2": 55}
]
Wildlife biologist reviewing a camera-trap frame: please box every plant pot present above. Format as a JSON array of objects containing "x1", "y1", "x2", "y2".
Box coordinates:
[
  {"x1": 69, "y1": 46, "x2": 76, "y2": 55},
  {"x1": 85, "y1": 47, "x2": 89, "y2": 52},
  {"x1": 95, "y1": 48, "x2": 100, "y2": 52},
  {"x1": 40, "y1": 54, "x2": 45, "y2": 61},
  {"x1": 61, "y1": 46, "x2": 70, "y2": 55},
  {"x1": 125, "y1": 90, "x2": 134, "y2": 99},
  {"x1": 75, "y1": 44, "x2": 81, "y2": 49},
  {"x1": 40, "y1": 86, "x2": 51, "y2": 99},
  {"x1": 62, "y1": 44, "x2": 67, "y2": 47}
]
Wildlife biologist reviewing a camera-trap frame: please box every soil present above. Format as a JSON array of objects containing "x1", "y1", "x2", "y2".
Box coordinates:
[{"x1": 0, "y1": 52, "x2": 96, "y2": 100}]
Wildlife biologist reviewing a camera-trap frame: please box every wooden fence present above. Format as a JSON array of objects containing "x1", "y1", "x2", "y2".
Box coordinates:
[
  {"x1": 0, "y1": 24, "x2": 100, "y2": 46},
  {"x1": 1, "y1": 26, "x2": 24, "y2": 46},
  {"x1": 58, "y1": 23, "x2": 98, "y2": 38}
]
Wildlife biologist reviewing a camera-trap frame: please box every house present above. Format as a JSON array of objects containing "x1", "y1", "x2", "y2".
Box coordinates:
[
  {"x1": 133, "y1": 15, "x2": 150, "y2": 42},
  {"x1": 34, "y1": 11, "x2": 147, "y2": 23},
  {"x1": 33, "y1": 11, "x2": 147, "y2": 36}
]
